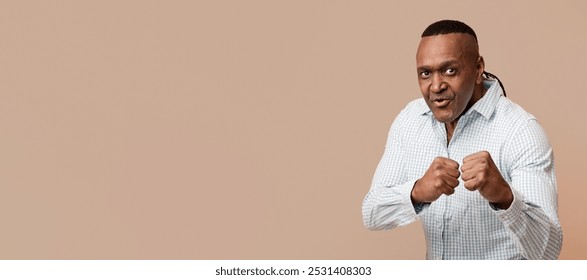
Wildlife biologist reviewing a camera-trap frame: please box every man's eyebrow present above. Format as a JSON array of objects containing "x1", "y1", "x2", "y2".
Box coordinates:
[
  {"x1": 439, "y1": 60, "x2": 460, "y2": 69},
  {"x1": 417, "y1": 60, "x2": 460, "y2": 71}
]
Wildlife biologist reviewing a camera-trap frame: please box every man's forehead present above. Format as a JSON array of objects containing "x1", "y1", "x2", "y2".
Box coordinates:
[{"x1": 416, "y1": 33, "x2": 478, "y2": 65}]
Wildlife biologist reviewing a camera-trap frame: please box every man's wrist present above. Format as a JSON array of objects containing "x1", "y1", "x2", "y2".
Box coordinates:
[
  {"x1": 411, "y1": 180, "x2": 429, "y2": 214},
  {"x1": 410, "y1": 180, "x2": 420, "y2": 205},
  {"x1": 491, "y1": 186, "x2": 514, "y2": 210}
]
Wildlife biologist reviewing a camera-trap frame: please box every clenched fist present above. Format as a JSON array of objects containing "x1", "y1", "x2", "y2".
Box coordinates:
[
  {"x1": 411, "y1": 157, "x2": 460, "y2": 204},
  {"x1": 461, "y1": 151, "x2": 513, "y2": 209}
]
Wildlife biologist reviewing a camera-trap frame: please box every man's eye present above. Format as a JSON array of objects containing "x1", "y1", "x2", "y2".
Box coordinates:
[
  {"x1": 420, "y1": 71, "x2": 430, "y2": 78},
  {"x1": 445, "y1": 68, "x2": 456, "y2": 75}
]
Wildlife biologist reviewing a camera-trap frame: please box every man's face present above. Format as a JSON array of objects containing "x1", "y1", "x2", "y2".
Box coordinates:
[{"x1": 416, "y1": 33, "x2": 483, "y2": 124}]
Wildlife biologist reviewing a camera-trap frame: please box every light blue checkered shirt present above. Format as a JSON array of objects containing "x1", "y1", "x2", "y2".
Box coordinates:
[{"x1": 362, "y1": 80, "x2": 562, "y2": 259}]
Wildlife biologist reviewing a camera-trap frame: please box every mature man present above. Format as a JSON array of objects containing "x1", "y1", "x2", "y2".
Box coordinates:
[{"x1": 362, "y1": 20, "x2": 562, "y2": 259}]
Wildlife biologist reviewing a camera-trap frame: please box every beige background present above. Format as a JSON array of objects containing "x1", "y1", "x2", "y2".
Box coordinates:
[{"x1": 0, "y1": 0, "x2": 585, "y2": 259}]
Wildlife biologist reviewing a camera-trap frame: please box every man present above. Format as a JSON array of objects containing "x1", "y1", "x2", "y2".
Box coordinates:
[{"x1": 362, "y1": 20, "x2": 562, "y2": 259}]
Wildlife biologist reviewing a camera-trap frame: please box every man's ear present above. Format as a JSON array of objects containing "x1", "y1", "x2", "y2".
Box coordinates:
[{"x1": 476, "y1": 56, "x2": 485, "y2": 84}]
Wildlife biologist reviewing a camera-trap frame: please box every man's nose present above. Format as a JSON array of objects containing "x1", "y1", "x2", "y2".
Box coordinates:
[{"x1": 430, "y1": 73, "x2": 447, "y2": 93}]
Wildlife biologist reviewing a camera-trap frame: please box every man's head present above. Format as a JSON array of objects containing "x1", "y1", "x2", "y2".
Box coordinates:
[{"x1": 416, "y1": 20, "x2": 486, "y2": 125}]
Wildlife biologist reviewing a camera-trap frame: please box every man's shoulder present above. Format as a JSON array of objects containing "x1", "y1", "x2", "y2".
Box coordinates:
[
  {"x1": 491, "y1": 97, "x2": 552, "y2": 146},
  {"x1": 399, "y1": 98, "x2": 428, "y2": 117},
  {"x1": 389, "y1": 98, "x2": 429, "y2": 131},
  {"x1": 494, "y1": 97, "x2": 538, "y2": 125}
]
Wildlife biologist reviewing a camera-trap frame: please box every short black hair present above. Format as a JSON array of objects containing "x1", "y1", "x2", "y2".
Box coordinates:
[{"x1": 421, "y1": 20, "x2": 478, "y2": 42}]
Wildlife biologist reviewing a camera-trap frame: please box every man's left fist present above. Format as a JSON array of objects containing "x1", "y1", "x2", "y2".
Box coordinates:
[{"x1": 461, "y1": 151, "x2": 513, "y2": 209}]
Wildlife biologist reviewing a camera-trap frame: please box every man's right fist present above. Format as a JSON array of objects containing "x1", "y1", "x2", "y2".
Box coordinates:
[{"x1": 411, "y1": 157, "x2": 460, "y2": 204}]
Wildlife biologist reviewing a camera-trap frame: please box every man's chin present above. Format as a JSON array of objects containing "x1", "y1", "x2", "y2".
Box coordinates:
[{"x1": 432, "y1": 112, "x2": 455, "y2": 124}]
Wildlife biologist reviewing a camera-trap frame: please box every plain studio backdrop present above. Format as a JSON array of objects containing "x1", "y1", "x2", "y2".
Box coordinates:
[{"x1": 0, "y1": 0, "x2": 585, "y2": 259}]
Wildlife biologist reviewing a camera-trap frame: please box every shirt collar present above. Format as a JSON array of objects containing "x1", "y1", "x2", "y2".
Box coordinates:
[{"x1": 418, "y1": 79, "x2": 503, "y2": 120}]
